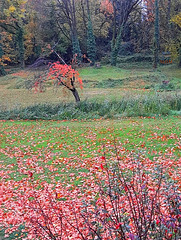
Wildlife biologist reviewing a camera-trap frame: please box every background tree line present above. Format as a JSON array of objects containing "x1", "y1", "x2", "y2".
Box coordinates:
[{"x1": 0, "y1": 0, "x2": 181, "y2": 75}]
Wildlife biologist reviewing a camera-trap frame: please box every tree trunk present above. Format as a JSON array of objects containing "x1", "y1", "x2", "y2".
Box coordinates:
[
  {"x1": 111, "y1": 0, "x2": 117, "y2": 66},
  {"x1": 167, "y1": 0, "x2": 171, "y2": 27},
  {"x1": 111, "y1": 27, "x2": 122, "y2": 66},
  {"x1": 153, "y1": 0, "x2": 159, "y2": 69},
  {"x1": 17, "y1": 27, "x2": 25, "y2": 69},
  {"x1": 71, "y1": 88, "x2": 80, "y2": 102},
  {"x1": 86, "y1": 0, "x2": 96, "y2": 66},
  {"x1": 71, "y1": 0, "x2": 81, "y2": 59},
  {"x1": 178, "y1": 47, "x2": 181, "y2": 68},
  {"x1": 0, "y1": 34, "x2": 6, "y2": 76}
]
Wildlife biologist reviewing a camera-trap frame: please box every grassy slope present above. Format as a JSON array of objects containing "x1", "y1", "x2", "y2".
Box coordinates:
[
  {"x1": 0, "y1": 64, "x2": 180, "y2": 110},
  {"x1": 78, "y1": 65, "x2": 147, "y2": 81}
]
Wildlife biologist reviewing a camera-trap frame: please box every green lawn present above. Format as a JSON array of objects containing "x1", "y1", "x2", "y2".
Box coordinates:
[
  {"x1": 78, "y1": 65, "x2": 147, "y2": 81},
  {"x1": 1, "y1": 117, "x2": 180, "y2": 183},
  {"x1": 0, "y1": 117, "x2": 181, "y2": 239}
]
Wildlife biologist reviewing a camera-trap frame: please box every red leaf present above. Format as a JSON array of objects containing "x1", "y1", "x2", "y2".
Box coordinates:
[
  {"x1": 100, "y1": 163, "x2": 104, "y2": 170},
  {"x1": 28, "y1": 171, "x2": 33, "y2": 178},
  {"x1": 115, "y1": 222, "x2": 121, "y2": 229},
  {"x1": 124, "y1": 186, "x2": 128, "y2": 191}
]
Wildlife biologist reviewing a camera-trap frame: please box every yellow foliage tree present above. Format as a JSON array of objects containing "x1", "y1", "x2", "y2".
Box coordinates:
[
  {"x1": 0, "y1": 0, "x2": 27, "y2": 68},
  {"x1": 171, "y1": 12, "x2": 181, "y2": 28},
  {"x1": 170, "y1": 12, "x2": 181, "y2": 67}
]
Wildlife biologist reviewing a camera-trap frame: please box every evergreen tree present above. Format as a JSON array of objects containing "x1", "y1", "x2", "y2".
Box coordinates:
[
  {"x1": 110, "y1": 0, "x2": 140, "y2": 66},
  {"x1": 111, "y1": 27, "x2": 122, "y2": 66},
  {"x1": 16, "y1": 27, "x2": 25, "y2": 68},
  {"x1": 178, "y1": 46, "x2": 181, "y2": 67},
  {"x1": 72, "y1": 34, "x2": 82, "y2": 61},
  {"x1": 0, "y1": 34, "x2": 6, "y2": 76},
  {"x1": 87, "y1": 14, "x2": 96, "y2": 65},
  {"x1": 153, "y1": 0, "x2": 159, "y2": 69}
]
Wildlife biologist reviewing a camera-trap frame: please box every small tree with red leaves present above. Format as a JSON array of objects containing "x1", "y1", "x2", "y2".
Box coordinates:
[
  {"x1": 47, "y1": 62, "x2": 83, "y2": 102},
  {"x1": 34, "y1": 62, "x2": 83, "y2": 102}
]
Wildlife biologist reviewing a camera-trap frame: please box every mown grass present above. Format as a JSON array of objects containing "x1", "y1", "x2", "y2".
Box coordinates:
[
  {"x1": 1, "y1": 117, "x2": 180, "y2": 239},
  {"x1": 1, "y1": 117, "x2": 181, "y2": 182}
]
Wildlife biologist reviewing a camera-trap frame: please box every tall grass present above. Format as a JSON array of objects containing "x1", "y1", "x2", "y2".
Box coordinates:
[{"x1": 1, "y1": 93, "x2": 181, "y2": 120}]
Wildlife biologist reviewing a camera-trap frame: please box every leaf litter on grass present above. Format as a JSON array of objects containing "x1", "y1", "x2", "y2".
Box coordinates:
[{"x1": 0, "y1": 117, "x2": 181, "y2": 239}]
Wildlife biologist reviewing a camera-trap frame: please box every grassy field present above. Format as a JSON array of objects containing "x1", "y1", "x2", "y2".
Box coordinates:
[
  {"x1": 0, "y1": 63, "x2": 181, "y2": 111},
  {"x1": 1, "y1": 117, "x2": 180, "y2": 184},
  {"x1": 0, "y1": 62, "x2": 181, "y2": 238},
  {"x1": 1, "y1": 58, "x2": 181, "y2": 239},
  {"x1": 0, "y1": 117, "x2": 181, "y2": 239}
]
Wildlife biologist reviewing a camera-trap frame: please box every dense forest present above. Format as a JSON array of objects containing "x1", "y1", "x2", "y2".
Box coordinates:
[{"x1": 0, "y1": 0, "x2": 180, "y2": 74}]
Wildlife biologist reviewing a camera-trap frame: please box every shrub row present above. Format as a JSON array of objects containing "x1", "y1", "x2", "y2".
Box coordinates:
[{"x1": 0, "y1": 93, "x2": 181, "y2": 120}]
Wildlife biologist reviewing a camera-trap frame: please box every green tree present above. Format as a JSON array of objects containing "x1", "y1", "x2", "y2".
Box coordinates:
[
  {"x1": 87, "y1": 15, "x2": 96, "y2": 65},
  {"x1": 16, "y1": 26, "x2": 25, "y2": 68},
  {"x1": 86, "y1": 0, "x2": 96, "y2": 65},
  {"x1": 110, "y1": 0, "x2": 141, "y2": 66},
  {"x1": 153, "y1": 0, "x2": 159, "y2": 68},
  {"x1": 0, "y1": 0, "x2": 27, "y2": 68},
  {"x1": 56, "y1": 0, "x2": 82, "y2": 59},
  {"x1": 171, "y1": 12, "x2": 181, "y2": 67},
  {"x1": 0, "y1": 34, "x2": 6, "y2": 76}
]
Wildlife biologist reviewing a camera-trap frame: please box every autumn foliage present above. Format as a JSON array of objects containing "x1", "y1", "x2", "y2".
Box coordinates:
[
  {"x1": 100, "y1": 0, "x2": 113, "y2": 14},
  {"x1": 0, "y1": 147, "x2": 180, "y2": 239},
  {"x1": 143, "y1": 0, "x2": 155, "y2": 22},
  {"x1": 1, "y1": 118, "x2": 181, "y2": 239},
  {"x1": 48, "y1": 62, "x2": 83, "y2": 90},
  {"x1": 34, "y1": 62, "x2": 83, "y2": 102}
]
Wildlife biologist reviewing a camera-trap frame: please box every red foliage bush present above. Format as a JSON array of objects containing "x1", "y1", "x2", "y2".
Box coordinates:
[{"x1": 0, "y1": 150, "x2": 180, "y2": 239}]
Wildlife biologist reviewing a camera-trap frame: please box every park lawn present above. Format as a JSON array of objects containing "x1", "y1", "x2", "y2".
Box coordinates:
[{"x1": 1, "y1": 117, "x2": 180, "y2": 184}]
